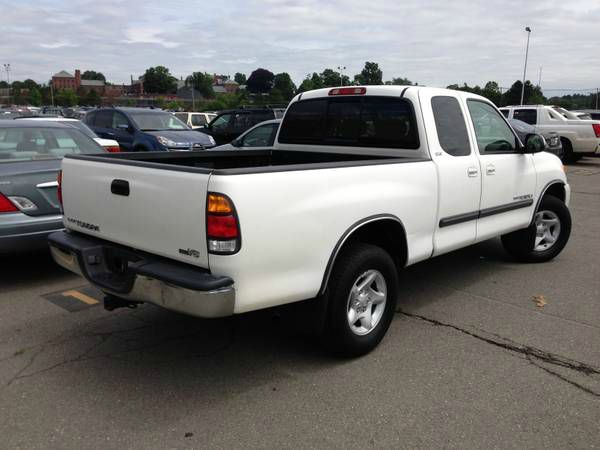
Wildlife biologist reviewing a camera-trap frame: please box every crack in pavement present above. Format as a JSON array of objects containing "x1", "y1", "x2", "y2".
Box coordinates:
[{"x1": 398, "y1": 309, "x2": 600, "y2": 397}]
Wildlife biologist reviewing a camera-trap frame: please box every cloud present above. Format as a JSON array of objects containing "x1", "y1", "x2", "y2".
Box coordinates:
[
  {"x1": 1, "y1": 0, "x2": 599, "y2": 93},
  {"x1": 39, "y1": 40, "x2": 80, "y2": 49}
]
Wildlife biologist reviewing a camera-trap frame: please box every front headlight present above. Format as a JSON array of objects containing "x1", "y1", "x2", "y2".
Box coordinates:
[{"x1": 156, "y1": 135, "x2": 177, "y2": 147}]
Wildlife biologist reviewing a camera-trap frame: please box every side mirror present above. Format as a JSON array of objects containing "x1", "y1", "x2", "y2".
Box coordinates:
[
  {"x1": 524, "y1": 133, "x2": 546, "y2": 153},
  {"x1": 231, "y1": 139, "x2": 241, "y2": 147}
]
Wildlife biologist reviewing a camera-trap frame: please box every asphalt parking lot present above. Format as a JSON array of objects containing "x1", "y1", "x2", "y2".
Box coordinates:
[{"x1": 1, "y1": 158, "x2": 599, "y2": 449}]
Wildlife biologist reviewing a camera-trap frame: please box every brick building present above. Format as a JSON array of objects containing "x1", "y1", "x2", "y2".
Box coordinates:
[{"x1": 51, "y1": 69, "x2": 106, "y2": 93}]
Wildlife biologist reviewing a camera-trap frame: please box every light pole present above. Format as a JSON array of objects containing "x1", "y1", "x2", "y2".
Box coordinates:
[
  {"x1": 3, "y1": 63, "x2": 10, "y2": 104},
  {"x1": 520, "y1": 26, "x2": 531, "y2": 105},
  {"x1": 337, "y1": 66, "x2": 346, "y2": 86}
]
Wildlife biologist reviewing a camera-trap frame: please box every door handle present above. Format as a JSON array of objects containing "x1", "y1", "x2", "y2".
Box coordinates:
[
  {"x1": 486, "y1": 165, "x2": 496, "y2": 175},
  {"x1": 467, "y1": 167, "x2": 479, "y2": 177}
]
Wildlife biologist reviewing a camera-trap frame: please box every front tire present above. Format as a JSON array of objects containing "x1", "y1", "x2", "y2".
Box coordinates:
[
  {"x1": 323, "y1": 243, "x2": 398, "y2": 357},
  {"x1": 501, "y1": 196, "x2": 571, "y2": 263}
]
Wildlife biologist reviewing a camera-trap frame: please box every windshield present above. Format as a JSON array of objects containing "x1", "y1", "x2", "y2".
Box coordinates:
[
  {"x1": 0, "y1": 127, "x2": 104, "y2": 162},
  {"x1": 129, "y1": 112, "x2": 189, "y2": 131},
  {"x1": 60, "y1": 120, "x2": 98, "y2": 139}
]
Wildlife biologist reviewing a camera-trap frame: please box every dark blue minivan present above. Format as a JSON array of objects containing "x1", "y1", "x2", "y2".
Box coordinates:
[{"x1": 84, "y1": 107, "x2": 216, "y2": 151}]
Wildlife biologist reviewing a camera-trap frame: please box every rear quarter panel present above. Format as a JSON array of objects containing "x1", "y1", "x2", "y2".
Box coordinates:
[{"x1": 208, "y1": 161, "x2": 437, "y2": 313}]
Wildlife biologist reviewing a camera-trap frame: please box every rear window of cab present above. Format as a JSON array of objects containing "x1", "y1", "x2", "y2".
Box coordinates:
[{"x1": 278, "y1": 96, "x2": 419, "y2": 150}]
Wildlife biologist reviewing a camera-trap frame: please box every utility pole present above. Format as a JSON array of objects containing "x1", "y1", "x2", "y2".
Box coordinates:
[
  {"x1": 537, "y1": 66, "x2": 542, "y2": 87},
  {"x1": 3, "y1": 63, "x2": 11, "y2": 104},
  {"x1": 520, "y1": 26, "x2": 531, "y2": 105},
  {"x1": 337, "y1": 66, "x2": 346, "y2": 86}
]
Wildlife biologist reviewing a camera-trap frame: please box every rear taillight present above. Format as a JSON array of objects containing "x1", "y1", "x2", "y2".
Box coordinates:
[
  {"x1": 105, "y1": 145, "x2": 121, "y2": 153},
  {"x1": 57, "y1": 170, "x2": 63, "y2": 207},
  {"x1": 0, "y1": 192, "x2": 18, "y2": 213},
  {"x1": 593, "y1": 123, "x2": 600, "y2": 138},
  {"x1": 206, "y1": 193, "x2": 240, "y2": 254}
]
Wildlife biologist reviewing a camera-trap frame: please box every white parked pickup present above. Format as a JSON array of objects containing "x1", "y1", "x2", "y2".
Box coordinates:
[
  {"x1": 49, "y1": 86, "x2": 572, "y2": 356},
  {"x1": 500, "y1": 104, "x2": 600, "y2": 163}
]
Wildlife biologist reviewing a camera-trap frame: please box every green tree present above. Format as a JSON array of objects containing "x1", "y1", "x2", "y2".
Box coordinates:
[
  {"x1": 272, "y1": 72, "x2": 296, "y2": 100},
  {"x1": 143, "y1": 66, "x2": 177, "y2": 94},
  {"x1": 321, "y1": 68, "x2": 350, "y2": 87},
  {"x1": 186, "y1": 72, "x2": 214, "y2": 98},
  {"x1": 29, "y1": 87, "x2": 42, "y2": 106},
  {"x1": 246, "y1": 68, "x2": 275, "y2": 94},
  {"x1": 385, "y1": 77, "x2": 413, "y2": 86},
  {"x1": 234, "y1": 72, "x2": 247, "y2": 85},
  {"x1": 22, "y1": 79, "x2": 40, "y2": 90},
  {"x1": 354, "y1": 62, "x2": 383, "y2": 85},
  {"x1": 55, "y1": 89, "x2": 78, "y2": 107},
  {"x1": 81, "y1": 71, "x2": 106, "y2": 81},
  {"x1": 83, "y1": 89, "x2": 101, "y2": 106},
  {"x1": 309, "y1": 72, "x2": 324, "y2": 90},
  {"x1": 297, "y1": 77, "x2": 313, "y2": 93},
  {"x1": 0, "y1": 80, "x2": 7, "y2": 88},
  {"x1": 502, "y1": 80, "x2": 545, "y2": 106},
  {"x1": 481, "y1": 81, "x2": 502, "y2": 105}
]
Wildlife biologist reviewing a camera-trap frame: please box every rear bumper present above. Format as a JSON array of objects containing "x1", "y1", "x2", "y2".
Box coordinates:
[
  {"x1": 0, "y1": 213, "x2": 64, "y2": 253},
  {"x1": 48, "y1": 231, "x2": 235, "y2": 318}
]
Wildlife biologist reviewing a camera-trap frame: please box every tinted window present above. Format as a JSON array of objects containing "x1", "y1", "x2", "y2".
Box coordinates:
[
  {"x1": 467, "y1": 100, "x2": 517, "y2": 153},
  {"x1": 112, "y1": 112, "x2": 129, "y2": 129},
  {"x1": 279, "y1": 97, "x2": 419, "y2": 149},
  {"x1": 590, "y1": 113, "x2": 600, "y2": 120},
  {"x1": 513, "y1": 109, "x2": 537, "y2": 125},
  {"x1": 431, "y1": 96, "x2": 471, "y2": 156},
  {"x1": 278, "y1": 99, "x2": 327, "y2": 143},
  {"x1": 84, "y1": 111, "x2": 96, "y2": 126},
  {"x1": 95, "y1": 110, "x2": 113, "y2": 128},
  {"x1": 191, "y1": 115, "x2": 207, "y2": 126},
  {"x1": 210, "y1": 114, "x2": 231, "y2": 131},
  {"x1": 240, "y1": 123, "x2": 278, "y2": 147},
  {"x1": 174, "y1": 113, "x2": 188, "y2": 123}
]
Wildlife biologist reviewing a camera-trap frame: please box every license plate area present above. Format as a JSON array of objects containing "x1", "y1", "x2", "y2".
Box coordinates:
[{"x1": 79, "y1": 245, "x2": 141, "y2": 294}]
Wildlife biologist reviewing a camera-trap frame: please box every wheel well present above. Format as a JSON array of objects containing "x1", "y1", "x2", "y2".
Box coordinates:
[
  {"x1": 320, "y1": 218, "x2": 407, "y2": 297},
  {"x1": 544, "y1": 183, "x2": 566, "y2": 203},
  {"x1": 560, "y1": 136, "x2": 572, "y2": 150}
]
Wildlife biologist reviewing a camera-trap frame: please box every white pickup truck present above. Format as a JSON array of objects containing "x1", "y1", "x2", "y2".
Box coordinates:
[
  {"x1": 500, "y1": 104, "x2": 600, "y2": 163},
  {"x1": 49, "y1": 86, "x2": 572, "y2": 356}
]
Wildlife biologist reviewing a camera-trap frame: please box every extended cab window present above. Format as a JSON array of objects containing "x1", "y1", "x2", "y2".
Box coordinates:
[
  {"x1": 431, "y1": 96, "x2": 471, "y2": 156},
  {"x1": 279, "y1": 96, "x2": 419, "y2": 149},
  {"x1": 467, "y1": 100, "x2": 517, "y2": 153},
  {"x1": 513, "y1": 109, "x2": 537, "y2": 125}
]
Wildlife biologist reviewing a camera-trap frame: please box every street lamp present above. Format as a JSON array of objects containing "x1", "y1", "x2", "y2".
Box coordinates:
[
  {"x1": 520, "y1": 26, "x2": 531, "y2": 105},
  {"x1": 337, "y1": 66, "x2": 346, "y2": 86},
  {"x1": 3, "y1": 63, "x2": 10, "y2": 104}
]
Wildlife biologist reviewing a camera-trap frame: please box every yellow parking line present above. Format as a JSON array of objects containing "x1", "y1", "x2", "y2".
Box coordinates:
[{"x1": 63, "y1": 290, "x2": 99, "y2": 305}]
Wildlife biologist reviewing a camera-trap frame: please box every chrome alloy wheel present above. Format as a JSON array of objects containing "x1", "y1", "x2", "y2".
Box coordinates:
[
  {"x1": 534, "y1": 210, "x2": 561, "y2": 252},
  {"x1": 346, "y1": 270, "x2": 387, "y2": 336}
]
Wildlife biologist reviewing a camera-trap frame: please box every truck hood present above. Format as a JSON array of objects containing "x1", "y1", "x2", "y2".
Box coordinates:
[{"x1": 145, "y1": 130, "x2": 214, "y2": 147}]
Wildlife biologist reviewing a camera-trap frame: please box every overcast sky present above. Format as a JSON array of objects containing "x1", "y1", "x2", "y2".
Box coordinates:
[{"x1": 1, "y1": 0, "x2": 598, "y2": 93}]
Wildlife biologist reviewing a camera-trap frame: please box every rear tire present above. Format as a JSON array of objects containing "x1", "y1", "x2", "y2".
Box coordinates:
[
  {"x1": 560, "y1": 138, "x2": 581, "y2": 164},
  {"x1": 323, "y1": 243, "x2": 398, "y2": 357},
  {"x1": 501, "y1": 195, "x2": 571, "y2": 263}
]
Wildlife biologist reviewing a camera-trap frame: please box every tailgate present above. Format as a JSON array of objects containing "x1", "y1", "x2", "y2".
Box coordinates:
[{"x1": 61, "y1": 157, "x2": 211, "y2": 268}]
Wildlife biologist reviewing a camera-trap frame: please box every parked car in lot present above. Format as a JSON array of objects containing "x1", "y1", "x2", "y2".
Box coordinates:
[
  {"x1": 201, "y1": 107, "x2": 285, "y2": 145},
  {"x1": 84, "y1": 107, "x2": 216, "y2": 151},
  {"x1": 509, "y1": 118, "x2": 563, "y2": 159},
  {"x1": 15, "y1": 117, "x2": 121, "y2": 152},
  {"x1": 173, "y1": 112, "x2": 217, "y2": 129},
  {"x1": 500, "y1": 105, "x2": 600, "y2": 163},
  {"x1": 212, "y1": 119, "x2": 281, "y2": 150},
  {"x1": 573, "y1": 110, "x2": 600, "y2": 121},
  {"x1": 0, "y1": 121, "x2": 106, "y2": 253},
  {"x1": 49, "y1": 86, "x2": 570, "y2": 356}
]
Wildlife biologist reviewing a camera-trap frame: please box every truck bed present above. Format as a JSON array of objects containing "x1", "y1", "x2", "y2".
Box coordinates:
[{"x1": 65, "y1": 149, "x2": 425, "y2": 175}]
